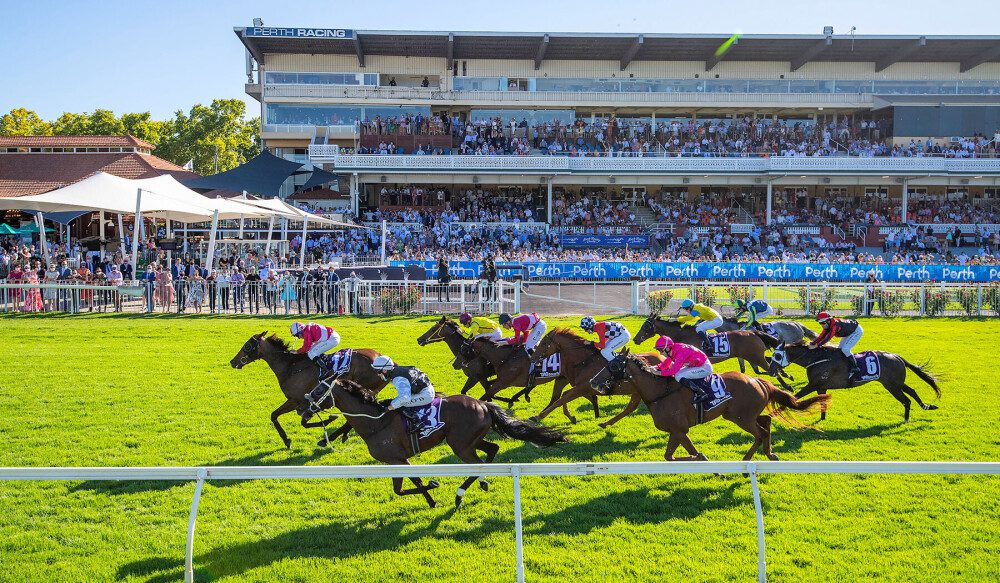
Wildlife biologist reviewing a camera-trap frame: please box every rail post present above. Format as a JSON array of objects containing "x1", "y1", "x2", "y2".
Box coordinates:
[
  {"x1": 513, "y1": 280, "x2": 522, "y2": 313},
  {"x1": 977, "y1": 284, "x2": 983, "y2": 316},
  {"x1": 185, "y1": 468, "x2": 207, "y2": 583},
  {"x1": 630, "y1": 280, "x2": 639, "y2": 315},
  {"x1": 748, "y1": 462, "x2": 767, "y2": 583},
  {"x1": 513, "y1": 466, "x2": 526, "y2": 583}
]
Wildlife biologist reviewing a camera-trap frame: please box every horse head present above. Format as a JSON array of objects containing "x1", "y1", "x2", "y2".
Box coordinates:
[
  {"x1": 590, "y1": 347, "x2": 631, "y2": 393},
  {"x1": 768, "y1": 342, "x2": 789, "y2": 373},
  {"x1": 634, "y1": 315, "x2": 660, "y2": 345},
  {"x1": 230, "y1": 332, "x2": 267, "y2": 369},
  {"x1": 417, "y1": 315, "x2": 451, "y2": 346}
]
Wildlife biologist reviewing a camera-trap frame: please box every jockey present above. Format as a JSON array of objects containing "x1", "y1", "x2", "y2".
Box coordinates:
[
  {"x1": 677, "y1": 298, "x2": 724, "y2": 349},
  {"x1": 579, "y1": 316, "x2": 632, "y2": 361},
  {"x1": 458, "y1": 312, "x2": 502, "y2": 342},
  {"x1": 810, "y1": 312, "x2": 863, "y2": 376},
  {"x1": 290, "y1": 322, "x2": 341, "y2": 375},
  {"x1": 735, "y1": 299, "x2": 774, "y2": 330},
  {"x1": 498, "y1": 312, "x2": 547, "y2": 354},
  {"x1": 654, "y1": 336, "x2": 713, "y2": 404},
  {"x1": 371, "y1": 355, "x2": 434, "y2": 433}
]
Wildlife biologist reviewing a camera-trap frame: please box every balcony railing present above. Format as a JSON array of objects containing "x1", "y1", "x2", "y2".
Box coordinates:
[{"x1": 309, "y1": 149, "x2": 1000, "y2": 175}]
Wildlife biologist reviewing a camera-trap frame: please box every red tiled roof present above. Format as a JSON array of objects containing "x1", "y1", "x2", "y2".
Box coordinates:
[
  {"x1": 0, "y1": 152, "x2": 198, "y2": 198},
  {"x1": 287, "y1": 187, "x2": 345, "y2": 201},
  {"x1": 0, "y1": 134, "x2": 155, "y2": 150}
]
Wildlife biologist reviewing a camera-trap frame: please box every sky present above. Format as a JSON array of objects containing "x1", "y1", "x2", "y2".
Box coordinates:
[{"x1": 2, "y1": 0, "x2": 999, "y2": 121}]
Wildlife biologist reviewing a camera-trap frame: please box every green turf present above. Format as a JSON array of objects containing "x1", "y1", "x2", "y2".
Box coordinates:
[{"x1": 0, "y1": 314, "x2": 998, "y2": 582}]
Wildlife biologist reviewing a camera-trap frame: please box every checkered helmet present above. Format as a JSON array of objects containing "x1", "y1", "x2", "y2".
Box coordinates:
[{"x1": 580, "y1": 316, "x2": 596, "y2": 332}]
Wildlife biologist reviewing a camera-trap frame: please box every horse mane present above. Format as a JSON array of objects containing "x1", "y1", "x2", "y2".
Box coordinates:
[
  {"x1": 336, "y1": 379, "x2": 381, "y2": 406},
  {"x1": 551, "y1": 327, "x2": 595, "y2": 346},
  {"x1": 265, "y1": 334, "x2": 294, "y2": 353}
]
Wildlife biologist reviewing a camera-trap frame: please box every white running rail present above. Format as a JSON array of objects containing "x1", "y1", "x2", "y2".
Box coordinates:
[{"x1": 2, "y1": 461, "x2": 998, "y2": 583}]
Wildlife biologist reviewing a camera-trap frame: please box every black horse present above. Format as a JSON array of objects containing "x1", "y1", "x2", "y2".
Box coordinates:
[{"x1": 770, "y1": 342, "x2": 940, "y2": 422}]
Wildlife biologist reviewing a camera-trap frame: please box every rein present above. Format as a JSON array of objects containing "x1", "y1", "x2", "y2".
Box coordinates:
[{"x1": 308, "y1": 379, "x2": 389, "y2": 420}]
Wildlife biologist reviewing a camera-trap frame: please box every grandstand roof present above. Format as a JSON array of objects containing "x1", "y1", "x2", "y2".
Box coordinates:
[
  {"x1": 237, "y1": 28, "x2": 1000, "y2": 72},
  {"x1": 0, "y1": 135, "x2": 155, "y2": 150},
  {"x1": 0, "y1": 152, "x2": 197, "y2": 198}
]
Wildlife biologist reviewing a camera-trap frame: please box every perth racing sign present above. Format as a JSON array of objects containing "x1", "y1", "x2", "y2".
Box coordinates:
[{"x1": 244, "y1": 27, "x2": 353, "y2": 39}]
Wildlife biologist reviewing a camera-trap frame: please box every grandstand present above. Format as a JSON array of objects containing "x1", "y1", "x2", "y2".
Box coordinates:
[{"x1": 237, "y1": 25, "x2": 1000, "y2": 260}]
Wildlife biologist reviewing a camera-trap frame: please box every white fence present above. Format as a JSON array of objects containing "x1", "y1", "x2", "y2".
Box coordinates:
[{"x1": 2, "y1": 461, "x2": 997, "y2": 583}]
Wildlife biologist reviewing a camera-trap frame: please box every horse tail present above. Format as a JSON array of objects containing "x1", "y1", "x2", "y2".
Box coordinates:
[
  {"x1": 760, "y1": 378, "x2": 831, "y2": 428},
  {"x1": 902, "y1": 358, "x2": 942, "y2": 398},
  {"x1": 485, "y1": 402, "x2": 568, "y2": 447},
  {"x1": 753, "y1": 330, "x2": 780, "y2": 349}
]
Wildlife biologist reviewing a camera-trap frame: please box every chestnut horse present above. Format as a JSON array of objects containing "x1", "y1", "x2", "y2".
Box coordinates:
[
  {"x1": 467, "y1": 337, "x2": 603, "y2": 424},
  {"x1": 528, "y1": 328, "x2": 664, "y2": 428},
  {"x1": 632, "y1": 315, "x2": 788, "y2": 381},
  {"x1": 305, "y1": 379, "x2": 567, "y2": 508},
  {"x1": 230, "y1": 333, "x2": 387, "y2": 449},
  {"x1": 590, "y1": 349, "x2": 830, "y2": 461}
]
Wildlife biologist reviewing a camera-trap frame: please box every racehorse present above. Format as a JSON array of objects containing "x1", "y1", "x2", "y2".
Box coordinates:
[
  {"x1": 528, "y1": 328, "x2": 664, "y2": 428},
  {"x1": 230, "y1": 332, "x2": 387, "y2": 449},
  {"x1": 416, "y1": 317, "x2": 502, "y2": 402},
  {"x1": 304, "y1": 379, "x2": 567, "y2": 508},
  {"x1": 590, "y1": 349, "x2": 831, "y2": 461},
  {"x1": 466, "y1": 337, "x2": 603, "y2": 424},
  {"x1": 632, "y1": 314, "x2": 785, "y2": 379},
  {"x1": 770, "y1": 343, "x2": 941, "y2": 422}
]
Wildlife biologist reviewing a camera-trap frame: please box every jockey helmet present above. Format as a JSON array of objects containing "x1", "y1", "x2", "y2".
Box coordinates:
[
  {"x1": 371, "y1": 355, "x2": 395, "y2": 372},
  {"x1": 498, "y1": 313, "x2": 512, "y2": 326},
  {"x1": 816, "y1": 311, "x2": 832, "y2": 324},
  {"x1": 680, "y1": 299, "x2": 694, "y2": 310},
  {"x1": 290, "y1": 322, "x2": 305, "y2": 336},
  {"x1": 580, "y1": 316, "x2": 596, "y2": 332},
  {"x1": 459, "y1": 312, "x2": 472, "y2": 325},
  {"x1": 654, "y1": 336, "x2": 674, "y2": 352}
]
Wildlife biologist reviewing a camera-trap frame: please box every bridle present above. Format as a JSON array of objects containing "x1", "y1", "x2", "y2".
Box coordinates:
[
  {"x1": 237, "y1": 337, "x2": 261, "y2": 367},
  {"x1": 420, "y1": 321, "x2": 450, "y2": 345},
  {"x1": 305, "y1": 377, "x2": 388, "y2": 419}
]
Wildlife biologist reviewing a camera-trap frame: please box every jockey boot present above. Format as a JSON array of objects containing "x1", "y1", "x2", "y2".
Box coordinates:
[
  {"x1": 525, "y1": 363, "x2": 538, "y2": 390},
  {"x1": 843, "y1": 352, "x2": 860, "y2": 378},
  {"x1": 399, "y1": 407, "x2": 424, "y2": 434},
  {"x1": 698, "y1": 330, "x2": 711, "y2": 352},
  {"x1": 680, "y1": 377, "x2": 712, "y2": 404},
  {"x1": 314, "y1": 356, "x2": 332, "y2": 379}
]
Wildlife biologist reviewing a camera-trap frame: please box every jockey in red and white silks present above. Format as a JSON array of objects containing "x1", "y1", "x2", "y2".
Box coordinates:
[
  {"x1": 291, "y1": 321, "x2": 341, "y2": 360},
  {"x1": 499, "y1": 312, "x2": 547, "y2": 352}
]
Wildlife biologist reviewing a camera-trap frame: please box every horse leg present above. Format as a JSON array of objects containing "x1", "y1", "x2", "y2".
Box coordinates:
[
  {"x1": 738, "y1": 357, "x2": 747, "y2": 374},
  {"x1": 531, "y1": 385, "x2": 592, "y2": 423},
  {"x1": 758, "y1": 415, "x2": 778, "y2": 460},
  {"x1": 460, "y1": 375, "x2": 478, "y2": 395},
  {"x1": 476, "y1": 440, "x2": 500, "y2": 491},
  {"x1": 900, "y1": 383, "x2": 938, "y2": 411},
  {"x1": 598, "y1": 394, "x2": 642, "y2": 429},
  {"x1": 317, "y1": 421, "x2": 353, "y2": 447},
  {"x1": 673, "y1": 432, "x2": 706, "y2": 462},
  {"x1": 664, "y1": 432, "x2": 682, "y2": 460},
  {"x1": 450, "y1": 447, "x2": 489, "y2": 508},
  {"x1": 270, "y1": 399, "x2": 296, "y2": 449},
  {"x1": 883, "y1": 384, "x2": 913, "y2": 422},
  {"x1": 736, "y1": 416, "x2": 764, "y2": 462},
  {"x1": 301, "y1": 414, "x2": 338, "y2": 429}
]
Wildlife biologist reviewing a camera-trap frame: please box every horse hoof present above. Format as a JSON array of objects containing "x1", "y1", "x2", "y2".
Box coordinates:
[
  {"x1": 454, "y1": 496, "x2": 463, "y2": 508},
  {"x1": 428, "y1": 480, "x2": 440, "y2": 490},
  {"x1": 479, "y1": 480, "x2": 489, "y2": 492},
  {"x1": 529, "y1": 416, "x2": 540, "y2": 423},
  {"x1": 524, "y1": 394, "x2": 531, "y2": 403},
  {"x1": 428, "y1": 499, "x2": 437, "y2": 508},
  {"x1": 568, "y1": 417, "x2": 577, "y2": 425},
  {"x1": 283, "y1": 439, "x2": 292, "y2": 450},
  {"x1": 768, "y1": 454, "x2": 780, "y2": 461},
  {"x1": 597, "y1": 422, "x2": 608, "y2": 429},
  {"x1": 316, "y1": 437, "x2": 327, "y2": 447},
  {"x1": 925, "y1": 404, "x2": 939, "y2": 410}
]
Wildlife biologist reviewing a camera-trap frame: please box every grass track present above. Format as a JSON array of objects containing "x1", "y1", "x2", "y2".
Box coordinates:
[{"x1": 1, "y1": 314, "x2": 999, "y2": 582}]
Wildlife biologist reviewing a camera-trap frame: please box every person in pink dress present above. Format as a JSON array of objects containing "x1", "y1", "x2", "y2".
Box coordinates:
[
  {"x1": 22, "y1": 268, "x2": 44, "y2": 312},
  {"x1": 154, "y1": 264, "x2": 174, "y2": 310}
]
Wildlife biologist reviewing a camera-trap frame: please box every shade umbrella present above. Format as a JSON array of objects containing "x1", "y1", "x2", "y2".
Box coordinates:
[
  {"x1": 0, "y1": 223, "x2": 18, "y2": 235},
  {"x1": 17, "y1": 223, "x2": 55, "y2": 234}
]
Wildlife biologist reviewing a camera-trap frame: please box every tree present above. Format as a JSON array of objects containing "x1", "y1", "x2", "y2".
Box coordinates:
[
  {"x1": 87, "y1": 109, "x2": 125, "y2": 136},
  {"x1": 155, "y1": 99, "x2": 260, "y2": 174},
  {"x1": 52, "y1": 112, "x2": 92, "y2": 135},
  {"x1": 120, "y1": 112, "x2": 169, "y2": 145},
  {"x1": 0, "y1": 108, "x2": 52, "y2": 136}
]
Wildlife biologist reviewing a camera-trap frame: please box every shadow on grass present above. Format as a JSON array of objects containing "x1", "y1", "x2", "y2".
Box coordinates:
[
  {"x1": 715, "y1": 422, "x2": 903, "y2": 453},
  {"x1": 119, "y1": 484, "x2": 743, "y2": 582}
]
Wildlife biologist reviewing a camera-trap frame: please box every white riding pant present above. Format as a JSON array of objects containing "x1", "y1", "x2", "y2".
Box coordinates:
[
  {"x1": 390, "y1": 384, "x2": 435, "y2": 410},
  {"x1": 306, "y1": 331, "x2": 341, "y2": 359},
  {"x1": 474, "y1": 329, "x2": 503, "y2": 342},
  {"x1": 525, "y1": 320, "x2": 547, "y2": 350},
  {"x1": 837, "y1": 326, "x2": 863, "y2": 356},
  {"x1": 695, "y1": 316, "x2": 724, "y2": 334},
  {"x1": 600, "y1": 329, "x2": 632, "y2": 361},
  {"x1": 751, "y1": 306, "x2": 774, "y2": 321},
  {"x1": 674, "y1": 362, "x2": 713, "y2": 381}
]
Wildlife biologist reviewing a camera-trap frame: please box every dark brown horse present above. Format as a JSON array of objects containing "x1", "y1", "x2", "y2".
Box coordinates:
[
  {"x1": 230, "y1": 333, "x2": 387, "y2": 449},
  {"x1": 590, "y1": 349, "x2": 830, "y2": 461},
  {"x1": 632, "y1": 314, "x2": 786, "y2": 380},
  {"x1": 770, "y1": 342, "x2": 941, "y2": 422},
  {"x1": 304, "y1": 379, "x2": 567, "y2": 507},
  {"x1": 466, "y1": 337, "x2": 602, "y2": 424},
  {"x1": 417, "y1": 317, "x2": 504, "y2": 403},
  {"x1": 528, "y1": 328, "x2": 663, "y2": 428}
]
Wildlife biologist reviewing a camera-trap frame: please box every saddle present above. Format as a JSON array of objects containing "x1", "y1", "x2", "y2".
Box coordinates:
[
  {"x1": 400, "y1": 396, "x2": 446, "y2": 454},
  {"x1": 317, "y1": 348, "x2": 353, "y2": 379}
]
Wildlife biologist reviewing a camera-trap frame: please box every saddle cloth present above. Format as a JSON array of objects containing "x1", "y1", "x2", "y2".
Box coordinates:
[
  {"x1": 319, "y1": 348, "x2": 353, "y2": 376},
  {"x1": 403, "y1": 396, "x2": 446, "y2": 440},
  {"x1": 851, "y1": 351, "x2": 881, "y2": 382},
  {"x1": 706, "y1": 333, "x2": 732, "y2": 358},
  {"x1": 532, "y1": 353, "x2": 562, "y2": 378},
  {"x1": 705, "y1": 374, "x2": 732, "y2": 410}
]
